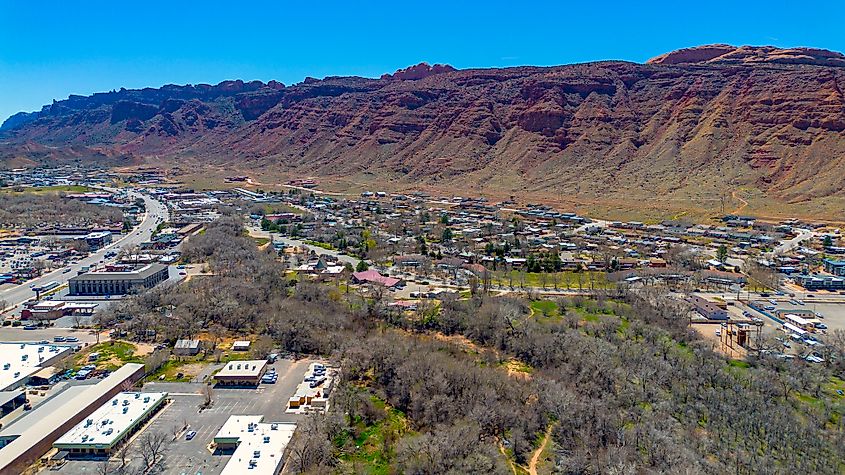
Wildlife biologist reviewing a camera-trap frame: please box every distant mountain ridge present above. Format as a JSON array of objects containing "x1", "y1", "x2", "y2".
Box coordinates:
[{"x1": 3, "y1": 46, "x2": 845, "y2": 217}]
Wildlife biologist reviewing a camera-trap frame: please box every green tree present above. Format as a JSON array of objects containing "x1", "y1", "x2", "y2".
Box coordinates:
[
  {"x1": 356, "y1": 260, "x2": 369, "y2": 272},
  {"x1": 441, "y1": 228, "x2": 453, "y2": 242},
  {"x1": 823, "y1": 235, "x2": 833, "y2": 248},
  {"x1": 716, "y1": 244, "x2": 728, "y2": 263}
]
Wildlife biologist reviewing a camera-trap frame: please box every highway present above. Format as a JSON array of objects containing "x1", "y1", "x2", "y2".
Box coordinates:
[{"x1": 0, "y1": 189, "x2": 169, "y2": 313}]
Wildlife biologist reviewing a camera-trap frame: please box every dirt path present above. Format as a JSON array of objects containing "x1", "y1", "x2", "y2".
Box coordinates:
[
  {"x1": 528, "y1": 423, "x2": 555, "y2": 475},
  {"x1": 730, "y1": 190, "x2": 749, "y2": 214}
]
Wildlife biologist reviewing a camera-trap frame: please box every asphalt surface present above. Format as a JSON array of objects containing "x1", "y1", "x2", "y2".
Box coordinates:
[{"x1": 0, "y1": 189, "x2": 169, "y2": 313}]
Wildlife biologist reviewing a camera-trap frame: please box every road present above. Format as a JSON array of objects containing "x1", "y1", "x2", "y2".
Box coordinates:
[
  {"x1": 0, "y1": 189, "x2": 168, "y2": 312},
  {"x1": 773, "y1": 228, "x2": 814, "y2": 255},
  {"x1": 246, "y1": 226, "x2": 359, "y2": 265}
]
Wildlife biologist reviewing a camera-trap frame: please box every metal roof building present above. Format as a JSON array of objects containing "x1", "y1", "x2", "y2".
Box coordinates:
[
  {"x1": 0, "y1": 363, "x2": 145, "y2": 474},
  {"x1": 54, "y1": 392, "x2": 168, "y2": 456}
]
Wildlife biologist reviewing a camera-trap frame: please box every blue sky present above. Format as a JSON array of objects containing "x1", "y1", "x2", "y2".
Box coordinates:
[{"x1": 2, "y1": 0, "x2": 844, "y2": 123}]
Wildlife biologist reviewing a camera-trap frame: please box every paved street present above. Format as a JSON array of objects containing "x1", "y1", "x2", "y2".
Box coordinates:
[{"x1": 0, "y1": 190, "x2": 168, "y2": 314}]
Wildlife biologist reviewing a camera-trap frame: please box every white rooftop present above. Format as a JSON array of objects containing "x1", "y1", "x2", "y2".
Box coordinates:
[
  {"x1": 0, "y1": 342, "x2": 72, "y2": 391},
  {"x1": 214, "y1": 415, "x2": 265, "y2": 442},
  {"x1": 217, "y1": 416, "x2": 297, "y2": 475},
  {"x1": 54, "y1": 392, "x2": 167, "y2": 449},
  {"x1": 216, "y1": 360, "x2": 266, "y2": 378}
]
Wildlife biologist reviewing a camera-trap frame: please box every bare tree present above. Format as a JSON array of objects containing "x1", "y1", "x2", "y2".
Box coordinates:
[{"x1": 137, "y1": 431, "x2": 168, "y2": 470}]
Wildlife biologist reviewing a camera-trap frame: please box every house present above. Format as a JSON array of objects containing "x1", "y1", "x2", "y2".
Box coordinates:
[{"x1": 173, "y1": 339, "x2": 202, "y2": 356}]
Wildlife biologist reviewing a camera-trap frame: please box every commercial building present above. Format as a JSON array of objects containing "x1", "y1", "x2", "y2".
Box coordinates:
[
  {"x1": 688, "y1": 296, "x2": 728, "y2": 321},
  {"x1": 83, "y1": 231, "x2": 112, "y2": 249},
  {"x1": 54, "y1": 392, "x2": 168, "y2": 457},
  {"x1": 213, "y1": 415, "x2": 296, "y2": 475},
  {"x1": 793, "y1": 273, "x2": 845, "y2": 291},
  {"x1": 823, "y1": 259, "x2": 845, "y2": 276},
  {"x1": 68, "y1": 264, "x2": 169, "y2": 296},
  {"x1": 0, "y1": 342, "x2": 73, "y2": 391},
  {"x1": 213, "y1": 360, "x2": 267, "y2": 386},
  {"x1": 0, "y1": 363, "x2": 145, "y2": 474}
]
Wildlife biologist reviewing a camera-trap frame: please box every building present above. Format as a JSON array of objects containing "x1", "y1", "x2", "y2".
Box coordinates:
[
  {"x1": 213, "y1": 360, "x2": 267, "y2": 386},
  {"x1": 0, "y1": 342, "x2": 73, "y2": 391},
  {"x1": 174, "y1": 339, "x2": 202, "y2": 356},
  {"x1": 213, "y1": 415, "x2": 297, "y2": 475},
  {"x1": 54, "y1": 392, "x2": 168, "y2": 457},
  {"x1": 823, "y1": 259, "x2": 845, "y2": 276},
  {"x1": 351, "y1": 269, "x2": 402, "y2": 288},
  {"x1": 0, "y1": 363, "x2": 145, "y2": 474},
  {"x1": 83, "y1": 231, "x2": 112, "y2": 249},
  {"x1": 231, "y1": 340, "x2": 251, "y2": 352},
  {"x1": 68, "y1": 264, "x2": 169, "y2": 296},
  {"x1": 794, "y1": 273, "x2": 845, "y2": 291},
  {"x1": 688, "y1": 296, "x2": 729, "y2": 321}
]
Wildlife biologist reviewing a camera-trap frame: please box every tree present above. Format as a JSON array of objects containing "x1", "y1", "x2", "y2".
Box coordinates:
[
  {"x1": 441, "y1": 228, "x2": 453, "y2": 243},
  {"x1": 356, "y1": 260, "x2": 369, "y2": 272},
  {"x1": 137, "y1": 431, "x2": 167, "y2": 470},
  {"x1": 716, "y1": 244, "x2": 728, "y2": 263},
  {"x1": 288, "y1": 414, "x2": 333, "y2": 473},
  {"x1": 0, "y1": 298, "x2": 7, "y2": 315},
  {"x1": 823, "y1": 235, "x2": 833, "y2": 248}
]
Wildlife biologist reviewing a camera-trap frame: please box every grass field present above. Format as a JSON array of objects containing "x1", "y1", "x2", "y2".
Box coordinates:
[
  {"x1": 76, "y1": 341, "x2": 144, "y2": 370},
  {"x1": 495, "y1": 270, "x2": 613, "y2": 290}
]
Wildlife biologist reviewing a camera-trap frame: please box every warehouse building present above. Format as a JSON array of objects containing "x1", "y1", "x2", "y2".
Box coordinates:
[
  {"x1": 68, "y1": 263, "x2": 169, "y2": 296},
  {"x1": 54, "y1": 392, "x2": 168, "y2": 457},
  {"x1": 0, "y1": 342, "x2": 72, "y2": 391},
  {"x1": 0, "y1": 363, "x2": 145, "y2": 474},
  {"x1": 213, "y1": 360, "x2": 267, "y2": 386},
  {"x1": 213, "y1": 415, "x2": 296, "y2": 474}
]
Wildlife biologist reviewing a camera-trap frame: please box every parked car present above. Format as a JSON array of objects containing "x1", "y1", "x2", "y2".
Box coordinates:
[
  {"x1": 65, "y1": 336, "x2": 79, "y2": 342},
  {"x1": 23, "y1": 325, "x2": 37, "y2": 330},
  {"x1": 185, "y1": 430, "x2": 197, "y2": 440}
]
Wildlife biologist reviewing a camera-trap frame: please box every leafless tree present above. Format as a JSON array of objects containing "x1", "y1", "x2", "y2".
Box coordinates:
[{"x1": 137, "y1": 431, "x2": 167, "y2": 470}]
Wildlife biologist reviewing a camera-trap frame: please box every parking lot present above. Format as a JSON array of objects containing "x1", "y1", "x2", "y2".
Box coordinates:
[{"x1": 56, "y1": 357, "x2": 314, "y2": 475}]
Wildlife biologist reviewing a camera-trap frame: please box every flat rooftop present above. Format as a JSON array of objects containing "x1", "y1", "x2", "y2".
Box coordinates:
[
  {"x1": 0, "y1": 363, "x2": 144, "y2": 472},
  {"x1": 213, "y1": 415, "x2": 264, "y2": 443},
  {"x1": 68, "y1": 263, "x2": 167, "y2": 282},
  {"x1": 0, "y1": 342, "x2": 72, "y2": 391},
  {"x1": 216, "y1": 416, "x2": 297, "y2": 475},
  {"x1": 215, "y1": 360, "x2": 267, "y2": 379},
  {"x1": 54, "y1": 392, "x2": 167, "y2": 449}
]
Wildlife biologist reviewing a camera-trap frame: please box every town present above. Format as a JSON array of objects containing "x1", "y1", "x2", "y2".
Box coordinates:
[{"x1": 0, "y1": 165, "x2": 844, "y2": 474}]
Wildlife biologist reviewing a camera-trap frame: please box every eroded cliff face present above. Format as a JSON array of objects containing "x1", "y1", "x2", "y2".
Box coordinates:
[{"x1": 3, "y1": 47, "x2": 845, "y2": 204}]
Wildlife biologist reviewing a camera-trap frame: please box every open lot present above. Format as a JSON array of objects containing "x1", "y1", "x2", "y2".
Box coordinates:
[{"x1": 55, "y1": 357, "x2": 313, "y2": 475}]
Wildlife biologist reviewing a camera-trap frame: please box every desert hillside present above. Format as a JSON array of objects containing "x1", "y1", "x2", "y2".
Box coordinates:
[{"x1": 3, "y1": 45, "x2": 845, "y2": 219}]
